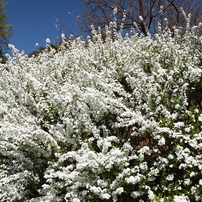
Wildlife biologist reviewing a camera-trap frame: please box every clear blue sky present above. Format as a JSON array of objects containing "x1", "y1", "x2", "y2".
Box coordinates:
[{"x1": 5, "y1": 0, "x2": 82, "y2": 54}]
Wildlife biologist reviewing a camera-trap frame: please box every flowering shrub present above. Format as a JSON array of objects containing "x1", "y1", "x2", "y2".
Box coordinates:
[{"x1": 0, "y1": 15, "x2": 202, "y2": 201}]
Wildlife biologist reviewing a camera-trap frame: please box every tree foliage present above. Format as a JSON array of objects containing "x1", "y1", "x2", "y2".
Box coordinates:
[{"x1": 0, "y1": 0, "x2": 12, "y2": 63}]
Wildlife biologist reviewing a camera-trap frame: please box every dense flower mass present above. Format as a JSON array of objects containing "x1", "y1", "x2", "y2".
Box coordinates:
[{"x1": 0, "y1": 15, "x2": 202, "y2": 201}]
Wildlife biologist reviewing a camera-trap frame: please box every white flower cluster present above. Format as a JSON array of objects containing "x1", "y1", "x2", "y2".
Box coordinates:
[{"x1": 0, "y1": 17, "x2": 202, "y2": 201}]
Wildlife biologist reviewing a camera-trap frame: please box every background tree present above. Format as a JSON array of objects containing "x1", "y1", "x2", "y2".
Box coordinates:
[
  {"x1": 57, "y1": 0, "x2": 202, "y2": 37},
  {"x1": 0, "y1": 0, "x2": 12, "y2": 63}
]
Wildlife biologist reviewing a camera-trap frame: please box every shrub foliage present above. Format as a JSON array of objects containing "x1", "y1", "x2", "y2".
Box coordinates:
[{"x1": 0, "y1": 15, "x2": 202, "y2": 202}]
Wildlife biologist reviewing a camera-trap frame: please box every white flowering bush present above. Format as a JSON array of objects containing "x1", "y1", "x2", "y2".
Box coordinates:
[{"x1": 0, "y1": 15, "x2": 202, "y2": 202}]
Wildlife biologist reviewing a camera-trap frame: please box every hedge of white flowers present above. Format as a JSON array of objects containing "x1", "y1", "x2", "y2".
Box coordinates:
[{"x1": 0, "y1": 14, "x2": 202, "y2": 202}]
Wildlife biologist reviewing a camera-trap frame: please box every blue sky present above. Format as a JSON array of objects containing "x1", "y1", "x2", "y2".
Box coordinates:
[{"x1": 5, "y1": 0, "x2": 82, "y2": 54}]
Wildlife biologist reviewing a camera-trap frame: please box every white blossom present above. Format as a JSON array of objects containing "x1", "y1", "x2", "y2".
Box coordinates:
[
  {"x1": 0, "y1": 15, "x2": 202, "y2": 201},
  {"x1": 131, "y1": 191, "x2": 142, "y2": 198},
  {"x1": 126, "y1": 174, "x2": 142, "y2": 184},
  {"x1": 198, "y1": 114, "x2": 202, "y2": 122},
  {"x1": 158, "y1": 136, "x2": 166, "y2": 146},
  {"x1": 173, "y1": 195, "x2": 190, "y2": 202},
  {"x1": 166, "y1": 174, "x2": 174, "y2": 181}
]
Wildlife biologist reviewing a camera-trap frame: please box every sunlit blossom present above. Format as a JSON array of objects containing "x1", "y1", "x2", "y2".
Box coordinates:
[
  {"x1": 173, "y1": 195, "x2": 190, "y2": 202},
  {"x1": 0, "y1": 14, "x2": 202, "y2": 202}
]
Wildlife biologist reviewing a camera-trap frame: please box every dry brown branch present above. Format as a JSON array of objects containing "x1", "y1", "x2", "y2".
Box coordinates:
[{"x1": 56, "y1": 0, "x2": 202, "y2": 38}]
